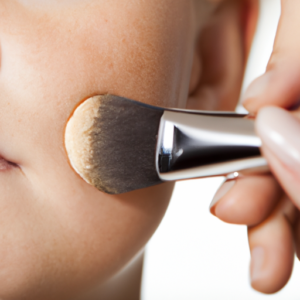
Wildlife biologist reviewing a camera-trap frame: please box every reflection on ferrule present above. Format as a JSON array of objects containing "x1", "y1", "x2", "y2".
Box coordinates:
[{"x1": 161, "y1": 121, "x2": 174, "y2": 154}]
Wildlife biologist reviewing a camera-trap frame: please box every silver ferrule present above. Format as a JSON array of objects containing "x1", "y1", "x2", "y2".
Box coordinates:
[{"x1": 156, "y1": 110, "x2": 268, "y2": 181}]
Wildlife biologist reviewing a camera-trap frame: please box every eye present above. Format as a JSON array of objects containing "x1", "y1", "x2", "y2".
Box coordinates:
[{"x1": 0, "y1": 157, "x2": 18, "y2": 171}]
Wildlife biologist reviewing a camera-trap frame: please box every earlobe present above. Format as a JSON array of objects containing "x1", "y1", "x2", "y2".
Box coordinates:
[{"x1": 187, "y1": 0, "x2": 259, "y2": 111}]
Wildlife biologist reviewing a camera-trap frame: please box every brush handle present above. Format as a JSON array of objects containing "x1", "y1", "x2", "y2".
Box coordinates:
[{"x1": 156, "y1": 110, "x2": 268, "y2": 181}]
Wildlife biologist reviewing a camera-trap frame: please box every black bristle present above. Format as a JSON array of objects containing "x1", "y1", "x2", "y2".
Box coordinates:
[{"x1": 88, "y1": 95, "x2": 164, "y2": 194}]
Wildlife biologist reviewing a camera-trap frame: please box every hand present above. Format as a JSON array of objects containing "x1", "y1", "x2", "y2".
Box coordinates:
[{"x1": 210, "y1": 0, "x2": 300, "y2": 294}]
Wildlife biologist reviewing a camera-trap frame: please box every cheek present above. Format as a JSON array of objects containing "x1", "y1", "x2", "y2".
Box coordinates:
[
  {"x1": 0, "y1": 0, "x2": 195, "y2": 168},
  {"x1": 0, "y1": 1, "x2": 189, "y2": 295},
  {"x1": 27, "y1": 181, "x2": 174, "y2": 296},
  {"x1": 50, "y1": 182, "x2": 174, "y2": 273},
  {"x1": 0, "y1": 155, "x2": 174, "y2": 298}
]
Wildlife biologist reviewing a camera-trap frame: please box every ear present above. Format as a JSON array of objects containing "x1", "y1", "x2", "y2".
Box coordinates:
[{"x1": 187, "y1": 0, "x2": 259, "y2": 111}]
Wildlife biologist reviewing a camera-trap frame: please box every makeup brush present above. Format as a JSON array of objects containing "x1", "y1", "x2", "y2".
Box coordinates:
[{"x1": 65, "y1": 94, "x2": 267, "y2": 194}]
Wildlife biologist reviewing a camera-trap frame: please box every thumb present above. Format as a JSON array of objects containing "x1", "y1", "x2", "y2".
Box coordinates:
[
  {"x1": 256, "y1": 106, "x2": 300, "y2": 208},
  {"x1": 243, "y1": 0, "x2": 300, "y2": 113}
]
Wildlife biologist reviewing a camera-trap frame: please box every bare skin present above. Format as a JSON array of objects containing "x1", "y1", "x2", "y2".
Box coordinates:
[{"x1": 0, "y1": 0, "x2": 255, "y2": 299}]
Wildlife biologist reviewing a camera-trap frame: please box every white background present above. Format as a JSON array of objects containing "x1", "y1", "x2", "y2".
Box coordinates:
[{"x1": 141, "y1": 1, "x2": 300, "y2": 299}]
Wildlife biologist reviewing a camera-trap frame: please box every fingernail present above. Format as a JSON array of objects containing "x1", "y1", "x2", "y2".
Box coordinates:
[
  {"x1": 209, "y1": 180, "x2": 235, "y2": 212},
  {"x1": 241, "y1": 73, "x2": 272, "y2": 106},
  {"x1": 250, "y1": 247, "x2": 265, "y2": 283},
  {"x1": 256, "y1": 106, "x2": 300, "y2": 178}
]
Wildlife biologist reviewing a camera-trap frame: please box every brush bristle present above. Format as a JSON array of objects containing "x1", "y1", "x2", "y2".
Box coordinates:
[{"x1": 65, "y1": 94, "x2": 164, "y2": 194}]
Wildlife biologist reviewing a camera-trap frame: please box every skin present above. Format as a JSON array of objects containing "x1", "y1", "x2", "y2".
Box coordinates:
[
  {"x1": 210, "y1": 0, "x2": 300, "y2": 294},
  {"x1": 0, "y1": 0, "x2": 254, "y2": 299}
]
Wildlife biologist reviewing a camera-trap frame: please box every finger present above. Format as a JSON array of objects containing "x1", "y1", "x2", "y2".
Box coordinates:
[
  {"x1": 256, "y1": 106, "x2": 300, "y2": 207},
  {"x1": 210, "y1": 175, "x2": 282, "y2": 226},
  {"x1": 242, "y1": 0, "x2": 300, "y2": 113},
  {"x1": 249, "y1": 197, "x2": 295, "y2": 294}
]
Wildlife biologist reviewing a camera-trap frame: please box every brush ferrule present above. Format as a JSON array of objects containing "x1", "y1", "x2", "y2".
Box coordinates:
[{"x1": 156, "y1": 110, "x2": 268, "y2": 181}]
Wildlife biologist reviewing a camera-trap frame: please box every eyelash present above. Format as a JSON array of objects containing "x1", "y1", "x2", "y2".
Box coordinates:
[{"x1": 0, "y1": 158, "x2": 19, "y2": 171}]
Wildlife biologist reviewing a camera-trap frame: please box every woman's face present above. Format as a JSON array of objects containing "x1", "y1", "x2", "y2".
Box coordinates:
[{"x1": 0, "y1": 0, "x2": 211, "y2": 298}]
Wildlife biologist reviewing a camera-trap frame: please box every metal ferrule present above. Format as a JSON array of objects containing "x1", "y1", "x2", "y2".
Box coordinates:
[{"x1": 156, "y1": 110, "x2": 268, "y2": 181}]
